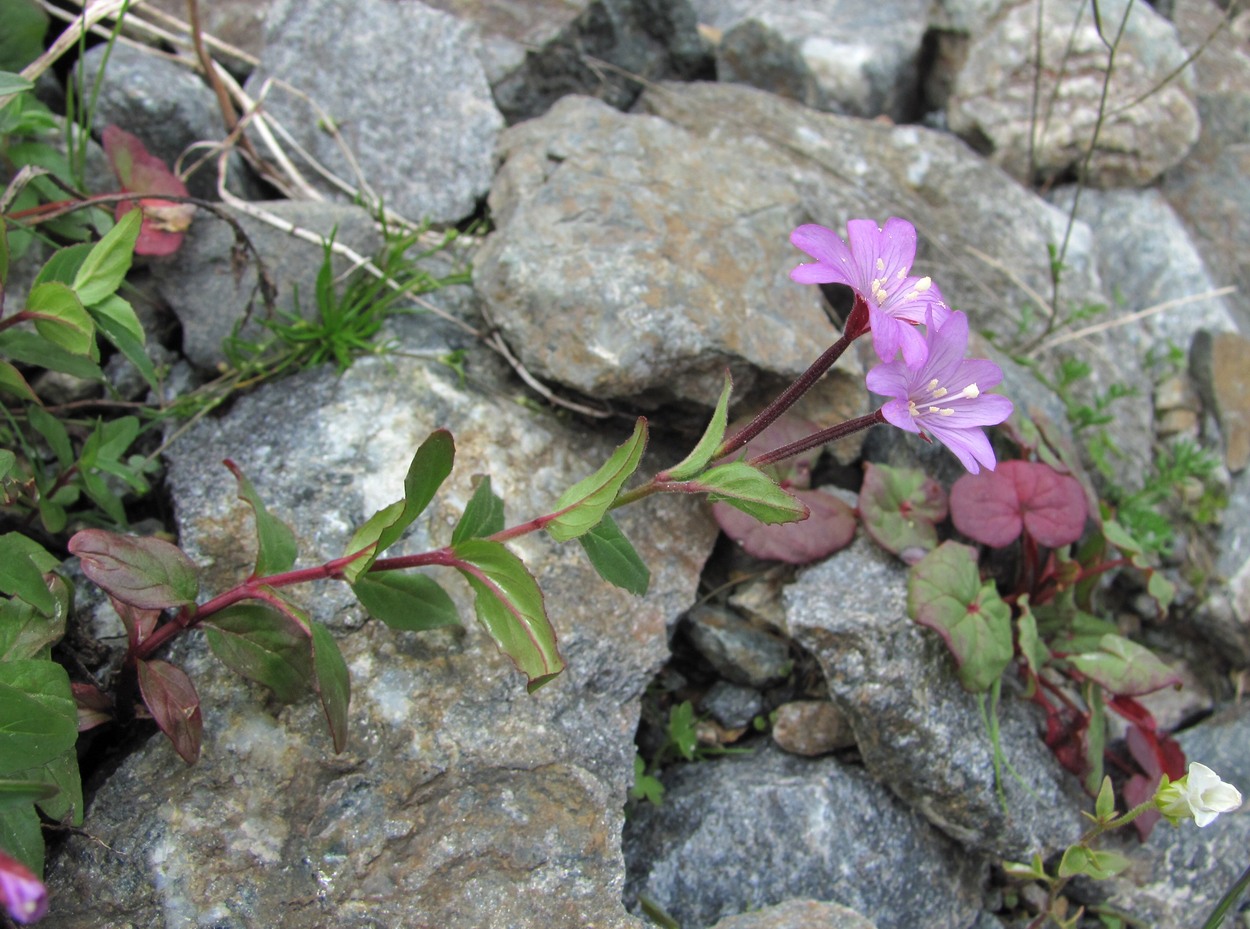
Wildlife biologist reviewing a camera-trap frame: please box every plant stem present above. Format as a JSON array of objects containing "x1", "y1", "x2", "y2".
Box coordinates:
[
  {"x1": 715, "y1": 301, "x2": 866, "y2": 460},
  {"x1": 748, "y1": 409, "x2": 885, "y2": 468}
]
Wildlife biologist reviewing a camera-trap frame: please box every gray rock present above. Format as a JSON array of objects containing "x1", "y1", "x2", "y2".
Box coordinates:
[
  {"x1": 475, "y1": 93, "x2": 866, "y2": 414},
  {"x1": 685, "y1": 604, "x2": 792, "y2": 688},
  {"x1": 1101, "y1": 701, "x2": 1250, "y2": 926},
  {"x1": 708, "y1": 898, "x2": 878, "y2": 929},
  {"x1": 785, "y1": 536, "x2": 1087, "y2": 858},
  {"x1": 151, "y1": 199, "x2": 383, "y2": 372},
  {"x1": 443, "y1": 0, "x2": 709, "y2": 123},
  {"x1": 623, "y1": 745, "x2": 986, "y2": 929},
  {"x1": 1048, "y1": 187, "x2": 1238, "y2": 353},
  {"x1": 947, "y1": 0, "x2": 1199, "y2": 187},
  {"x1": 45, "y1": 331, "x2": 718, "y2": 927},
  {"x1": 1163, "y1": 0, "x2": 1250, "y2": 335},
  {"x1": 75, "y1": 42, "x2": 253, "y2": 201},
  {"x1": 245, "y1": 0, "x2": 503, "y2": 224},
  {"x1": 639, "y1": 81, "x2": 1151, "y2": 483},
  {"x1": 701, "y1": 681, "x2": 764, "y2": 729},
  {"x1": 693, "y1": 0, "x2": 930, "y2": 120}
]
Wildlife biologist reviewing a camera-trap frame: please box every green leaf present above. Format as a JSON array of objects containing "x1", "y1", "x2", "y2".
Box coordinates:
[
  {"x1": 578, "y1": 513, "x2": 650, "y2": 595},
  {"x1": 9, "y1": 748, "x2": 83, "y2": 828},
  {"x1": 908, "y1": 541, "x2": 1013, "y2": 693},
  {"x1": 1095, "y1": 775, "x2": 1116, "y2": 822},
  {"x1": 26, "y1": 404, "x2": 72, "y2": 468},
  {"x1": 71, "y1": 208, "x2": 141, "y2": 306},
  {"x1": 1069, "y1": 634, "x2": 1181, "y2": 697},
  {"x1": 0, "y1": 361, "x2": 37, "y2": 402},
  {"x1": 92, "y1": 305, "x2": 159, "y2": 392},
  {"x1": 1058, "y1": 844, "x2": 1130, "y2": 880},
  {"x1": 451, "y1": 475, "x2": 504, "y2": 545},
  {"x1": 86, "y1": 293, "x2": 144, "y2": 344},
  {"x1": 342, "y1": 430, "x2": 455, "y2": 583},
  {"x1": 1001, "y1": 852, "x2": 1049, "y2": 882},
  {"x1": 0, "y1": 533, "x2": 58, "y2": 615},
  {"x1": 69, "y1": 529, "x2": 199, "y2": 609},
  {"x1": 0, "y1": 329, "x2": 103, "y2": 380},
  {"x1": 666, "y1": 373, "x2": 732, "y2": 481},
  {"x1": 693, "y1": 461, "x2": 808, "y2": 524},
  {"x1": 351, "y1": 572, "x2": 461, "y2": 632},
  {"x1": 1015, "y1": 598, "x2": 1048, "y2": 695},
  {"x1": 33, "y1": 242, "x2": 91, "y2": 288},
  {"x1": 0, "y1": 574, "x2": 68, "y2": 660},
  {"x1": 0, "y1": 449, "x2": 15, "y2": 479},
  {"x1": 310, "y1": 621, "x2": 350, "y2": 752},
  {"x1": 547, "y1": 417, "x2": 647, "y2": 542},
  {"x1": 630, "y1": 753, "x2": 664, "y2": 805},
  {"x1": 0, "y1": 800, "x2": 44, "y2": 874},
  {"x1": 27, "y1": 281, "x2": 95, "y2": 357},
  {"x1": 0, "y1": 73, "x2": 35, "y2": 97},
  {"x1": 858, "y1": 462, "x2": 948, "y2": 558},
  {"x1": 1083, "y1": 682, "x2": 1106, "y2": 795},
  {"x1": 667, "y1": 700, "x2": 698, "y2": 760},
  {"x1": 225, "y1": 461, "x2": 297, "y2": 577},
  {"x1": 203, "y1": 604, "x2": 313, "y2": 704},
  {"x1": 0, "y1": 780, "x2": 58, "y2": 807},
  {"x1": 135, "y1": 658, "x2": 201, "y2": 765},
  {"x1": 0, "y1": 660, "x2": 77, "y2": 775},
  {"x1": 452, "y1": 539, "x2": 564, "y2": 691}
]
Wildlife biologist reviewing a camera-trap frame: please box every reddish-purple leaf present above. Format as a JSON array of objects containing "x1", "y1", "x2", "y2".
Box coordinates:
[
  {"x1": 110, "y1": 596, "x2": 160, "y2": 650},
  {"x1": 71, "y1": 682, "x2": 113, "y2": 732},
  {"x1": 713, "y1": 488, "x2": 855, "y2": 564},
  {"x1": 70, "y1": 529, "x2": 199, "y2": 609},
  {"x1": 950, "y1": 460, "x2": 1088, "y2": 549},
  {"x1": 1069, "y1": 634, "x2": 1182, "y2": 697},
  {"x1": 102, "y1": 125, "x2": 193, "y2": 257},
  {"x1": 135, "y1": 658, "x2": 202, "y2": 764}
]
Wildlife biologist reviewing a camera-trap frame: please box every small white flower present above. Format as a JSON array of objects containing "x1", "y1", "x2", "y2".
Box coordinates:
[{"x1": 1156, "y1": 762, "x2": 1243, "y2": 827}]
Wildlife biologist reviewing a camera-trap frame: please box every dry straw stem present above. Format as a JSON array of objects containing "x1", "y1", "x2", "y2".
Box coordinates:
[{"x1": 1029, "y1": 285, "x2": 1238, "y2": 358}]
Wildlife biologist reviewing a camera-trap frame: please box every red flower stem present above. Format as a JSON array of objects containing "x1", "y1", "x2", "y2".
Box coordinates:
[
  {"x1": 747, "y1": 409, "x2": 885, "y2": 468},
  {"x1": 715, "y1": 294, "x2": 870, "y2": 460}
]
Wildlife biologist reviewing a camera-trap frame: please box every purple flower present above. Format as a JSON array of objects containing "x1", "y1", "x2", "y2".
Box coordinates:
[
  {"x1": 791, "y1": 218, "x2": 951, "y2": 366},
  {"x1": 865, "y1": 309, "x2": 1013, "y2": 474},
  {"x1": 0, "y1": 851, "x2": 47, "y2": 924}
]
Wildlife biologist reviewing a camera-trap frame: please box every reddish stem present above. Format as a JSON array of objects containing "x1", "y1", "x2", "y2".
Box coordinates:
[
  {"x1": 715, "y1": 295, "x2": 870, "y2": 460},
  {"x1": 747, "y1": 409, "x2": 885, "y2": 468}
]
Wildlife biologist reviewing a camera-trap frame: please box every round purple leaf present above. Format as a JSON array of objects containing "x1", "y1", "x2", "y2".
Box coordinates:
[
  {"x1": 714, "y1": 488, "x2": 856, "y2": 564},
  {"x1": 950, "y1": 460, "x2": 1088, "y2": 549}
]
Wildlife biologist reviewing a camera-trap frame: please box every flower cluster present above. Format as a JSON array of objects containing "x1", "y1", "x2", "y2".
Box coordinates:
[{"x1": 791, "y1": 219, "x2": 1012, "y2": 473}]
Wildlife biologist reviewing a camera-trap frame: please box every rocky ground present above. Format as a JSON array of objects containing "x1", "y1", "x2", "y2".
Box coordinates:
[{"x1": 14, "y1": 0, "x2": 1250, "y2": 926}]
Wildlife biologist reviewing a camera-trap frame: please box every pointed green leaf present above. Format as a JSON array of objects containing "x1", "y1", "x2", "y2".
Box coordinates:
[
  {"x1": 1058, "y1": 844, "x2": 1129, "y2": 880},
  {"x1": 0, "y1": 533, "x2": 58, "y2": 615},
  {"x1": 1069, "y1": 634, "x2": 1181, "y2": 697},
  {"x1": 0, "y1": 574, "x2": 68, "y2": 660},
  {"x1": 203, "y1": 604, "x2": 313, "y2": 704},
  {"x1": 0, "y1": 73, "x2": 35, "y2": 98},
  {"x1": 0, "y1": 329, "x2": 103, "y2": 380},
  {"x1": 451, "y1": 475, "x2": 505, "y2": 545},
  {"x1": 1083, "y1": 682, "x2": 1106, "y2": 795},
  {"x1": 86, "y1": 293, "x2": 144, "y2": 344},
  {"x1": 0, "y1": 800, "x2": 44, "y2": 874},
  {"x1": 1095, "y1": 775, "x2": 1116, "y2": 822},
  {"x1": 309, "y1": 621, "x2": 350, "y2": 752},
  {"x1": 27, "y1": 281, "x2": 95, "y2": 357},
  {"x1": 225, "y1": 461, "x2": 297, "y2": 577},
  {"x1": 578, "y1": 513, "x2": 650, "y2": 595},
  {"x1": 33, "y1": 242, "x2": 91, "y2": 288},
  {"x1": 547, "y1": 417, "x2": 647, "y2": 542},
  {"x1": 135, "y1": 658, "x2": 201, "y2": 765},
  {"x1": 71, "y1": 208, "x2": 141, "y2": 306},
  {"x1": 0, "y1": 450, "x2": 14, "y2": 479},
  {"x1": 0, "y1": 781, "x2": 58, "y2": 806},
  {"x1": 666, "y1": 373, "x2": 732, "y2": 481},
  {"x1": 452, "y1": 539, "x2": 563, "y2": 691},
  {"x1": 693, "y1": 461, "x2": 808, "y2": 524},
  {"x1": 69, "y1": 529, "x2": 199, "y2": 609},
  {"x1": 26, "y1": 404, "x2": 72, "y2": 468},
  {"x1": 908, "y1": 541, "x2": 1013, "y2": 693},
  {"x1": 0, "y1": 361, "x2": 38, "y2": 402},
  {"x1": 342, "y1": 430, "x2": 455, "y2": 583},
  {"x1": 0, "y1": 660, "x2": 77, "y2": 774},
  {"x1": 8, "y1": 747, "x2": 83, "y2": 828},
  {"x1": 352, "y1": 572, "x2": 461, "y2": 632}
]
